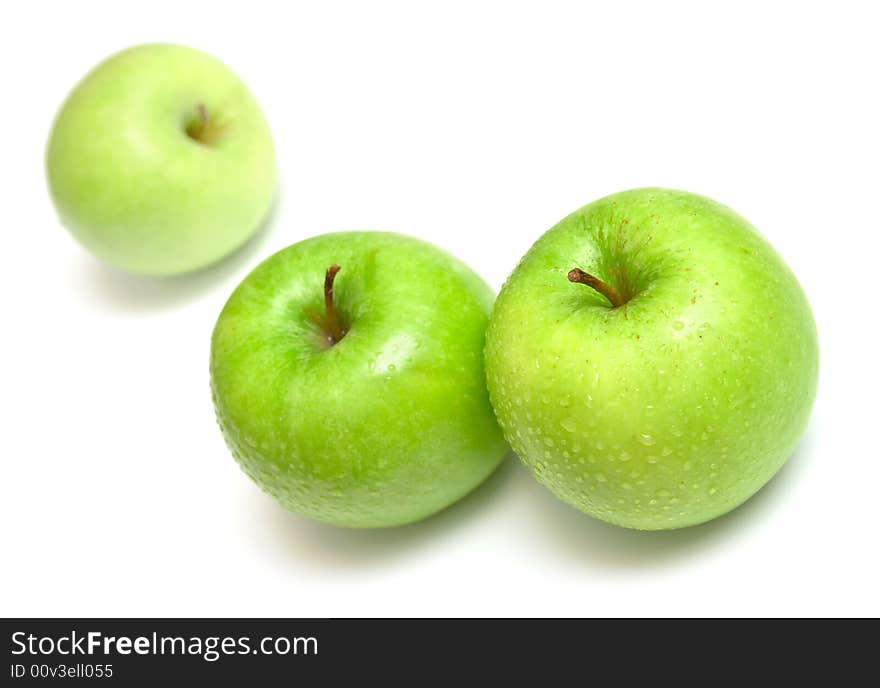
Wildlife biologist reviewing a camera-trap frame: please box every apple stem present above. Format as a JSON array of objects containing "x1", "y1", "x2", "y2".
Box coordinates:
[
  {"x1": 568, "y1": 268, "x2": 626, "y2": 308},
  {"x1": 307, "y1": 264, "x2": 347, "y2": 345},
  {"x1": 323, "y1": 264, "x2": 345, "y2": 343},
  {"x1": 185, "y1": 103, "x2": 226, "y2": 145}
]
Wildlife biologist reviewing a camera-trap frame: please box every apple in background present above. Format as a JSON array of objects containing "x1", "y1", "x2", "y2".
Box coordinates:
[
  {"x1": 485, "y1": 188, "x2": 818, "y2": 530},
  {"x1": 46, "y1": 43, "x2": 276, "y2": 276},
  {"x1": 211, "y1": 232, "x2": 508, "y2": 528}
]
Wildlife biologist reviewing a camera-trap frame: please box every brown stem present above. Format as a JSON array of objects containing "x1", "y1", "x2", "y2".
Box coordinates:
[
  {"x1": 307, "y1": 264, "x2": 347, "y2": 345},
  {"x1": 185, "y1": 103, "x2": 226, "y2": 144},
  {"x1": 322, "y1": 264, "x2": 345, "y2": 343},
  {"x1": 568, "y1": 268, "x2": 625, "y2": 308}
]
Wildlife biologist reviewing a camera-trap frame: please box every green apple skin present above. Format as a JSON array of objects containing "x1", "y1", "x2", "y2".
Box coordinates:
[
  {"x1": 485, "y1": 188, "x2": 819, "y2": 530},
  {"x1": 46, "y1": 43, "x2": 276, "y2": 276},
  {"x1": 210, "y1": 232, "x2": 508, "y2": 528}
]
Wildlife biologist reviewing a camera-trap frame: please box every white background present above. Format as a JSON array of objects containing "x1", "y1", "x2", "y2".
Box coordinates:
[{"x1": 2, "y1": 1, "x2": 878, "y2": 617}]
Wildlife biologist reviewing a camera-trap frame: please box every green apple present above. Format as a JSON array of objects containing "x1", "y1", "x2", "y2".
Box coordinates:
[
  {"x1": 46, "y1": 43, "x2": 276, "y2": 276},
  {"x1": 485, "y1": 188, "x2": 818, "y2": 530},
  {"x1": 210, "y1": 232, "x2": 508, "y2": 527}
]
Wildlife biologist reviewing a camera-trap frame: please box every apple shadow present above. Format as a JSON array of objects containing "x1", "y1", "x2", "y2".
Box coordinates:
[
  {"x1": 72, "y1": 193, "x2": 282, "y2": 313},
  {"x1": 522, "y1": 426, "x2": 817, "y2": 571},
  {"x1": 254, "y1": 452, "x2": 521, "y2": 571}
]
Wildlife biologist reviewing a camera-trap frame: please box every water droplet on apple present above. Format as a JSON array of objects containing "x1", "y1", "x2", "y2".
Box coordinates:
[
  {"x1": 637, "y1": 433, "x2": 656, "y2": 446},
  {"x1": 596, "y1": 474, "x2": 607, "y2": 483},
  {"x1": 672, "y1": 320, "x2": 685, "y2": 331},
  {"x1": 560, "y1": 417, "x2": 577, "y2": 433},
  {"x1": 647, "y1": 455, "x2": 659, "y2": 464}
]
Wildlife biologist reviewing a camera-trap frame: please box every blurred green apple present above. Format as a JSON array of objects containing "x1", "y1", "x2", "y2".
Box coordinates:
[
  {"x1": 485, "y1": 188, "x2": 818, "y2": 530},
  {"x1": 46, "y1": 43, "x2": 276, "y2": 275},
  {"x1": 211, "y1": 232, "x2": 508, "y2": 527}
]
